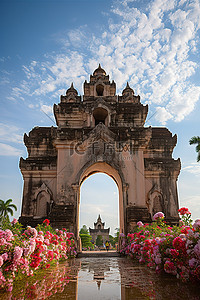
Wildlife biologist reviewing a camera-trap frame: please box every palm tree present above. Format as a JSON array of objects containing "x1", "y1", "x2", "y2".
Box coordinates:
[
  {"x1": 189, "y1": 136, "x2": 200, "y2": 162},
  {"x1": 0, "y1": 199, "x2": 17, "y2": 222}
]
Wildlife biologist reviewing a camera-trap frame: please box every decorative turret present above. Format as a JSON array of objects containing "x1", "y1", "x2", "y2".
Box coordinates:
[
  {"x1": 93, "y1": 64, "x2": 106, "y2": 76},
  {"x1": 97, "y1": 214, "x2": 102, "y2": 223},
  {"x1": 83, "y1": 64, "x2": 117, "y2": 100},
  {"x1": 94, "y1": 214, "x2": 105, "y2": 229},
  {"x1": 119, "y1": 82, "x2": 140, "y2": 104},
  {"x1": 122, "y1": 82, "x2": 134, "y2": 96},
  {"x1": 59, "y1": 83, "x2": 81, "y2": 104},
  {"x1": 66, "y1": 83, "x2": 78, "y2": 96}
]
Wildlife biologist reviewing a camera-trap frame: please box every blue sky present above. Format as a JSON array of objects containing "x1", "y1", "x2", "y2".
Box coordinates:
[{"x1": 0, "y1": 0, "x2": 200, "y2": 234}]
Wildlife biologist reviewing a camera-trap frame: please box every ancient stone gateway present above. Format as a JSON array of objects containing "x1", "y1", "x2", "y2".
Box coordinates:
[{"x1": 19, "y1": 65, "x2": 181, "y2": 248}]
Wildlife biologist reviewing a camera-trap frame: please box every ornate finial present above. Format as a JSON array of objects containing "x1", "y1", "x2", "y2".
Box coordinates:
[
  {"x1": 122, "y1": 81, "x2": 134, "y2": 96},
  {"x1": 66, "y1": 82, "x2": 78, "y2": 95},
  {"x1": 93, "y1": 64, "x2": 106, "y2": 76}
]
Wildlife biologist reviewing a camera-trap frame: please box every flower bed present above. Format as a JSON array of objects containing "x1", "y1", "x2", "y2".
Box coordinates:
[
  {"x1": 0, "y1": 219, "x2": 76, "y2": 291},
  {"x1": 120, "y1": 208, "x2": 200, "y2": 282}
]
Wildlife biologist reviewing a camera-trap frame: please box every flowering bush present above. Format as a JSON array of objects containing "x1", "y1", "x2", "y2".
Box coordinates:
[
  {"x1": 0, "y1": 219, "x2": 76, "y2": 291},
  {"x1": 121, "y1": 208, "x2": 200, "y2": 282}
]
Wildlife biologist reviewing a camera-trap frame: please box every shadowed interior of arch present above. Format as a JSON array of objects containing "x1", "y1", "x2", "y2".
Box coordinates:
[
  {"x1": 93, "y1": 107, "x2": 108, "y2": 126},
  {"x1": 96, "y1": 84, "x2": 104, "y2": 96},
  {"x1": 79, "y1": 173, "x2": 119, "y2": 239}
]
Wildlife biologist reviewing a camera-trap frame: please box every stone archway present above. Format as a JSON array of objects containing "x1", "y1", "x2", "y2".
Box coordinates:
[
  {"x1": 76, "y1": 162, "x2": 124, "y2": 241},
  {"x1": 19, "y1": 65, "x2": 181, "y2": 235}
]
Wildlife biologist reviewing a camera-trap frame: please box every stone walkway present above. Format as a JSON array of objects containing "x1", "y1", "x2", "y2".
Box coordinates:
[{"x1": 77, "y1": 250, "x2": 120, "y2": 257}]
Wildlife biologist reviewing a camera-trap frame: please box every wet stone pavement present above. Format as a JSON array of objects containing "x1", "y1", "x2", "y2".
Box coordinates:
[{"x1": 1, "y1": 257, "x2": 200, "y2": 299}]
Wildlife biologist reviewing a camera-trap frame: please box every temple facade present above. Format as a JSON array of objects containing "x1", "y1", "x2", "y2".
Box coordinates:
[
  {"x1": 19, "y1": 65, "x2": 181, "y2": 241},
  {"x1": 89, "y1": 215, "x2": 110, "y2": 244}
]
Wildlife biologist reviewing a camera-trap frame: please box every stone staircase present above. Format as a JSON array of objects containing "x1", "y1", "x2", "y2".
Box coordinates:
[{"x1": 77, "y1": 250, "x2": 120, "y2": 258}]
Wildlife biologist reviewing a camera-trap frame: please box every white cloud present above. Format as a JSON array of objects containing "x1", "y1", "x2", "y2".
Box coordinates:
[
  {"x1": 0, "y1": 143, "x2": 23, "y2": 156},
  {"x1": 28, "y1": 103, "x2": 39, "y2": 109},
  {"x1": 180, "y1": 194, "x2": 200, "y2": 222},
  {"x1": 155, "y1": 107, "x2": 173, "y2": 124},
  {"x1": 7, "y1": 0, "x2": 200, "y2": 125},
  {"x1": 40, "y1": 104, "x2": 53, "y2": 115},
  {"x1": 182, "y1": 162, "x2": 200, "y2": 176},
  {"x1": 0, "y1": 123, "x2": 23, "y2": 144}
]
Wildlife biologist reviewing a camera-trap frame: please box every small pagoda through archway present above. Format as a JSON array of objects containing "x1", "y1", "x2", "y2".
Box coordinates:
[{"x1": 89, "y1": 215, "x2": 110, "y2": 245}]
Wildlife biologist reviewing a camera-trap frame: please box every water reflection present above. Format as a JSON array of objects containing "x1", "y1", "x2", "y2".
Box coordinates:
[{"x1": 0, "y1": 257, "x2": 200, "y2": 299}]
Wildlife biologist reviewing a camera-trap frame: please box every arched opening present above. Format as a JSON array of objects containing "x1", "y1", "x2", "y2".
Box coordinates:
[
  {"x1": 79, "y1": 172, "x2": 120, "y2": 250},
  {"x1": 96, "y1": 84, "x2": 104, "y2": 96},
  {"x1": 93, "y1": 107, "x2": 108, "y2": 126},
  {"x1": 35, "y1": 191, "x2": 50, "y2": 218}
]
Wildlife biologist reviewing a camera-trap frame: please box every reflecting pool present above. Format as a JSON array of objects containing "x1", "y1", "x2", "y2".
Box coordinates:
[{"x1": 1, "y1": 257, "x2": 200, "y2": 299}]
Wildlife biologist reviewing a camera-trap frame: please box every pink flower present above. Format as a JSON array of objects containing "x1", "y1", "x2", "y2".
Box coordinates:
[
  {"x1": 11, "y1": 218, "x2": 18, "y2": 225},
  {"x1": 7, "y1": 284, "x2": 13, "y2": 292},
  {"x1": 0, "y1": 238, "x2": 6, "y2": 245},
  {"x1": 137, "y1": 221, "x2": 144, "y2": 227},
  {"x1": 31, "y1": 228, "x2": 38, "y2": 238},
  {"x1": 29, "y1": 238, "x2": 36, "y2": 254},
  {"x1": 179, "y1": 234, "x2": 186, "y2": 239},
  {"x1": 37, "y1": 235, "x2": 44, "y2": 242},
  {"x1": 0, "y1": 271, "x2": 6, "y2": 284},
  {"x1": 44, "y1": 239, "x2": 50, "y2": 246},
  {"x1": 155, "y1": 254, "x2": 162, "y2": 264},
  {"x1": 0, "y1": 230, "x2": 4, "y2": 238},
  {"x1": 194, "y1": 240, "x2": 200, "y2": 258},
  {"x1": 24, "y1": 248, "x2": 30, "y2": 257},
  {"x1": 155, "y1": 237, "x2": 162, "y2": 244},
  {"x1": 164, "y1": 260, "x2": 177, "y2": 275},
  {"x1": 2, "y1": 253, "x2": 8, "y2": 261},
  {"x1": 5, "y1": 229, "x2": 13, "y2": 241},
  {"x1": 120, "y1": 233, "x2": 125, "y2": 237},
  {"x1": 193, "y1": 219, "x2": 200, "y2": 230},
  {"x1": 153, "y1": 212, "x2": 165, "y2": 221},
  {"x1": 0, "y1": 256, "x2": 3, "y2": 267},
  {"x1": 189, "y1": 258, "x2": 198, "y2": 268},
  {"x1": 13, "y1": 246, "x2": 23, "y2": 261}
]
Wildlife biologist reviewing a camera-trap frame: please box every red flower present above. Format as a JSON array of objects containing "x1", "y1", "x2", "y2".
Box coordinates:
[
  {"x1": 172, "y1": 237, "x2": 186, "y2": 254},
  {"x1": 181, "y1": 227, "x2": 189, "y2": 234},
  {"x1": 43, "y1": 219, "x2": 50, "y2": 226},
  {"x1": 170, "y1": 249, "x2": 179, "y2": 257},
  {"x1": 178, "y1": 207, "x2": 191, "y2": 216},
  {"x1": 46, "y1": 264, "x2": 50, "y2": 269},
  {"x1": 47, "y1": 250, "x2": 54, "y2": 261}
]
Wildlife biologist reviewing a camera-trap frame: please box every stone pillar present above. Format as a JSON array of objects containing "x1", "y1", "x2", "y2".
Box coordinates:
[
  {"x1": 135, "y1": 149, "x2": 146, "y2": 207},
  {"x1": 72, "y1": 184, "x2": 80, "y2": 239}
]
